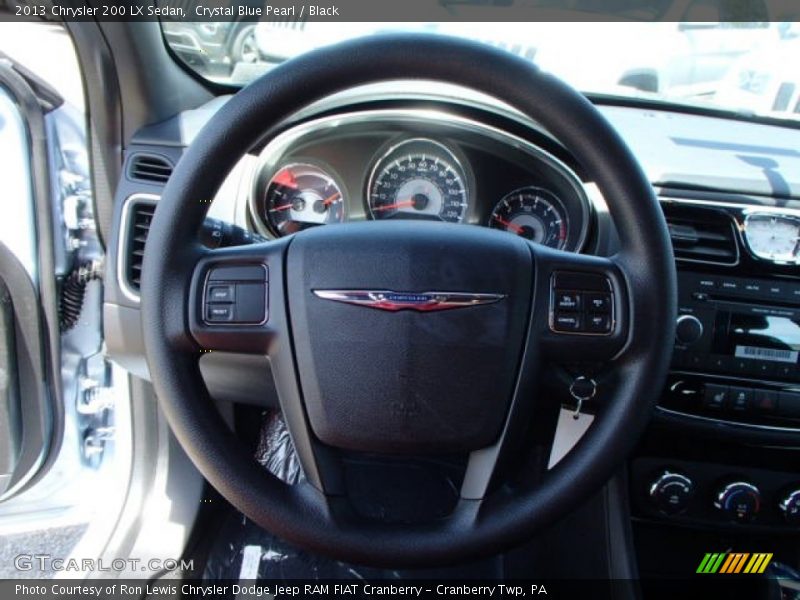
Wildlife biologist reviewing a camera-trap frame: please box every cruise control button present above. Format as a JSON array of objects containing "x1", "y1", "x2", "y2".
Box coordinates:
[
  {"x1": 554, "y1": 313, "x2": 582, "y2": 332},
  {"x1": 555, "y1": 292, "x2": 581, "y2": 311},
  {"x1": 586, "y1": 313, "x2": 611, "y2": 333},
  {"x1": 206, "y1": 304, "x2": 233, "y2": 322},
  {"x1": 585, "y1": 293, "x2": 611, "y2": 313},
  {"x1": 206, "y1": 284, "x2": 235, "y2": 303}
]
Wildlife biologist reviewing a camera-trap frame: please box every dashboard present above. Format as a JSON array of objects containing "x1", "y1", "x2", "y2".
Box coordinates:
[
  {"x1": 106, "y1": 83, "x2": 800, "y2": 549},
  {"x1": 100, "y1": 79, "x2": 800, "y2": 582},
  {"x1": 248, "y1": 110, "x2": 591, "y2": 252}
]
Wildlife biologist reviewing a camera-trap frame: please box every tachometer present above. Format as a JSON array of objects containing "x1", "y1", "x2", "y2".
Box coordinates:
[
  {"x1": 367, "y1": 139, "x2": 468, "y2": 223},
  {"x1": 264, "y1": 163, "x2": 344, "y2": 236},
  {"x1": 489, "y1": 187, "x2": 568, "y2": 249}
]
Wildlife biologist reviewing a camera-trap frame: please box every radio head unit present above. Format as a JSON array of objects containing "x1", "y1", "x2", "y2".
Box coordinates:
[{"x1": 673, "y1": 272, "x2": 800, "y2": 382}]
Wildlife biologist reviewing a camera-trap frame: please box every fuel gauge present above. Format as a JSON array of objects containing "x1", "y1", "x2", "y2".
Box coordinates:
[{"x1": 743, "y1": 213, "x2": 800, "y2": 264}]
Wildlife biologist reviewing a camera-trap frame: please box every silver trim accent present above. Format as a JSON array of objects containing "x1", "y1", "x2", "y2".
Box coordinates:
[
  {"x1": 312, "y1": 290, "x2": 505, "y2": 312},
  {"x1": 675, "y1": 314, "x2": 704, "y2": 344},
  {"x1": 251, "y1": 108, "x2": 591, "y2": 252},
  {"x1": 116, "y1": 193, "x2": 159, "y2": 305},
  {"x1": 660, "y1": 196, "x2": 800, "y2": 218},
  {"x1": 656, "y1": 406, "x2": 800, "y2": 434}
]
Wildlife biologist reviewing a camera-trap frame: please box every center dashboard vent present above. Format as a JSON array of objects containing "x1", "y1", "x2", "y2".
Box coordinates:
[
  {"x1": 127, "y1": 153, "x2": 173, "y2": 184},
  {"x1": 660, "y1": 201, "x2": 739, "y2": 265},
  {"x1": 122, "y1": 197, "x2": 156, "y2": 294}
]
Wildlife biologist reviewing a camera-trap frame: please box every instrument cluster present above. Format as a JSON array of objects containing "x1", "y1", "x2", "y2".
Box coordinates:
[{"x1": 251, "y1": 110, "x2": 592, "y2": 252}]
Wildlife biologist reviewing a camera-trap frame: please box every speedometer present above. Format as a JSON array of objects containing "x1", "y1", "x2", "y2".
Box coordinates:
[{"x1": 367, "y1": 139, "x2": 468, "y2": 223}]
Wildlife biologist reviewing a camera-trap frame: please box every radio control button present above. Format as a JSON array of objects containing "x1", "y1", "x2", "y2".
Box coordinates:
[
  {"x1": 687, "y1": 354, "x2": 704, "y2": 369},
  {"x1": 729, "y1": 387, "x2": 752, "y2": 412},
  {"x1": 704, "y1": 384, "x2": 729, "y2": 409},
  {"x1": 585, "y1": 293, "x2": 611, "y2": 313},
  {"x1": 719, "y1": 279, "x2": 739, "y2": 292},
  {"x1": 586, "y1": 313, "x2": 611, "y2": 333},
  {"x1": 752, "y1": 362, "x2": 777, "y2": 378},
  {"x1": 697, "y1": 277, "x2": 718, "y2": 290},
  {"x1": 675, "y1": 314, "x2": 703, "y2": 345},
  {"x1": 743, "y1": 282, "x2": 763, "y2": 295},
  {"x1": 553, "y1": 313, "x2": 582, "y2": 332},
  {"x1": 555, "y1": 292, "x2": 581, "y2": 311},
  {"x1": 766, "y1": 284, "x2": 785, "y2": 298}
]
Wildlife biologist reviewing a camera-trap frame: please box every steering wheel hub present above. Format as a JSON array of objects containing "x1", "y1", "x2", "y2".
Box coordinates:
[{"x1": 287, "y1": 221, "x2": 533, "y2": 454}]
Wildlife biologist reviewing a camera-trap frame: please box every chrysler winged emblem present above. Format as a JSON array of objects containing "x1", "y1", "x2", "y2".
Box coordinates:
[{"x1": 312, "y1": 290, "x2": 505, "y2": 312}]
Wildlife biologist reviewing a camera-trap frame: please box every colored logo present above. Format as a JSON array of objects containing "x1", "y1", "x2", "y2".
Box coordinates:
[
  {"x1": 312, "y1": 290, "x2": 505, "y2": 312},
  {"x1": 696, "y1": 552, "x2": 773, "y2": 574}
]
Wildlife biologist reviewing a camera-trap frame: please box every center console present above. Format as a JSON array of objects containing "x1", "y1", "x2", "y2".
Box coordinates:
[{"x1": 630, "y1": 197, "x2": 800, "y2": 578}]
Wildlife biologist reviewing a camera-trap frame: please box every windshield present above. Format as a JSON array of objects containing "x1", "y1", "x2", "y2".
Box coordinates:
[{"x1": 163, "y1": 16, "x2": 800, "y2": 122}]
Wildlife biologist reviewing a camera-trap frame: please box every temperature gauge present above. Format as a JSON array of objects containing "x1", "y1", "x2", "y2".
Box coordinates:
[{"x1": 743, "y1": 213, "x2": 800, "y2": 264}]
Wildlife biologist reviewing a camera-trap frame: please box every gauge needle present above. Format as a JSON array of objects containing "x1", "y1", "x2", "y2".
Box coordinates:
[
  {"x1": 494, "y1": 215, "x2": 524, "y2": 235},
  {"x1": 373, "y1": 200, "x2": 415, "y2": 212},
  {"x1": 269, "y1": 203, "x2": 294, "y2": 212},
  {"x1": 322, "y1": 191, "x2": 341, "y2": 206}
]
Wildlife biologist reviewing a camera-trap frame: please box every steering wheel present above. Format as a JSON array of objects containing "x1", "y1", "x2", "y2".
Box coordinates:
[{"x1": 141, "y1": 35, "x2": 676, "y2": 567}]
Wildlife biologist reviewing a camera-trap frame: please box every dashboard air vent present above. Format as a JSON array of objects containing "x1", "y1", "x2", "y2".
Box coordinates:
[
  {"x1": 661, "y1": 202, "x2": 739, "y2": 265},
  {"x1": 128, "y1": 154, "x2": 173, "y2": 184},
  {"x1": 124, "y1": 198, "x2": 156, "y2": 293}
]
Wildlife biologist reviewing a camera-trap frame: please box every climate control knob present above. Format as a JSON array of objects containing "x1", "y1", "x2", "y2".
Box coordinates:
[
  {"x1": 649, "y1": 471, "x2": 694, "y2": 515},
  {"x1": 715, "y1": 482, "x2": 761, "y2": 522},
  {"x1": 675, "y1": 314, "x2": 704, "y2": 346},
  {"x1": 779, "y1": 490, "x2": 800, "y2": 525}
]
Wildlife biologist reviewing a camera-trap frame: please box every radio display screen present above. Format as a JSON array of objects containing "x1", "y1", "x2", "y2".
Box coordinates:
[{"x1": 719, "y1": 313, "x2": 800, "y2": 365}]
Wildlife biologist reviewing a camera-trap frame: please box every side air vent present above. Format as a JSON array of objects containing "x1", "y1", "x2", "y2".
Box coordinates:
[
  {"x1": 127, "y1": 154, "x2": 173, "y2": 184},
  {"x1": 122, "y1": 197, "x2": 157, "y2": 295},
  {"x1": 661, "y1": 201, "x2": 739, "y2": 265}
]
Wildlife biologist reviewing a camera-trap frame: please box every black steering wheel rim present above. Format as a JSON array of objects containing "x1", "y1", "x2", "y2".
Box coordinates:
[{"x1": 141, "y1": 34, "x2": 676, "y2": 567}]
